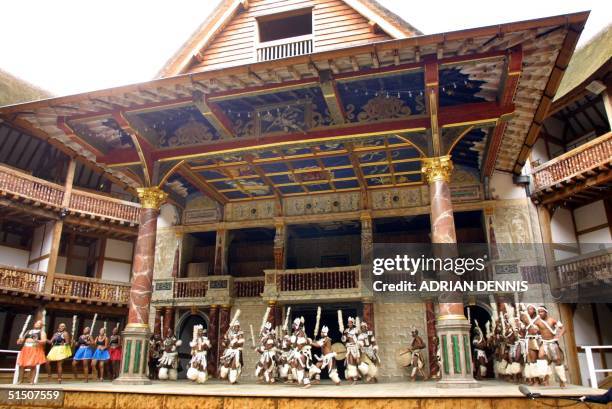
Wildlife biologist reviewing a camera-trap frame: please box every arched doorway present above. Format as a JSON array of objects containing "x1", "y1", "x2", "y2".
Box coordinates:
[
  {"x1": 465, "y1": 303, "x2": 494, "y2": 378},
  {"x1": 176, "y1": 312, "x2": 208, "y2": 379}
]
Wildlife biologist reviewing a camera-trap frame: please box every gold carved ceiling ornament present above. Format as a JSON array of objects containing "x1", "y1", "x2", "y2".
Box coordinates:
[
  {"x1": 160, "y1": 115, "x2": 215, "y2": 147},
  {"x1": 347, "y1": 94, "x2": 413, "y2": 122},
  {"x1": 137, "y1": 186, "x2": 168, "y2": 209},
  {"x1": 421, "y1": 156, "x2": 454, "y2": 184}
]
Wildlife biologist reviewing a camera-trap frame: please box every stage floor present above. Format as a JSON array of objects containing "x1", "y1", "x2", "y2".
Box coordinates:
[{"x1": 0, "y1": 379, "x2": 604, "y2": 398}]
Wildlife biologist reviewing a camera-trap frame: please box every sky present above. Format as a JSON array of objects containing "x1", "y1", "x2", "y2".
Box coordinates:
[{"x1": 0, "y1": 0, "x2": 610, "y2": 97}]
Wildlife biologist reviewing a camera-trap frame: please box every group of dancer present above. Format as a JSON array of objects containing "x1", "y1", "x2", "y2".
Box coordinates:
[
  {"x1": 15, "y1": 312, "x2": 122, "y2": 384},
  {"x1": 147, "y1": 307, "x2": 380, "y2": 387},
  {"x1": 471, "y1": 303, "x2": 567, "y2": 387}
]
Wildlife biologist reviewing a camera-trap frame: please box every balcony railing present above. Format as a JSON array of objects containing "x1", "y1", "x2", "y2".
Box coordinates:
[
  {"x1": 69, "y1": 189, "x2": 140, "y2": 224},
  {"x1": 233, "y1": 277, "x2": 264, "y2": 298},
  {"x1": 51, "y1": 273, "x2": 131, "y2": 304},
  {"x1": 0, "y1": 164, "x2": 140, "y2": 225},
  {"x1": 174, "y1": 277, "x2": 208, "y2": 298},
  {"x1": 272, "y1": 265, "x2": 361, "y2": 292},
  {"x1": 256, "y1": 35, "x2": 313, "y2": 62},
  {"x1": 0, "y1": 265, "x2": 130, "y2": 305},
  {"x1": 532, "y1": 132, "x2": 612, "y2": 192},
  {"x1": 555, "y1": 249, "x2": 612, "y2": 288},
  {"x1": 0, "y1": 265, "x2": 46, "y2": 295}
]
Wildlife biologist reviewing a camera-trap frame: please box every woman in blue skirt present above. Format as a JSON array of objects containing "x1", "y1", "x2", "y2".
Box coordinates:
[
  {"x1": 72, "y1": 326, "x2": 94, "y2": 382},
  {"x1": 91, "y1": 327, "x2": 109, "y2": 381}
]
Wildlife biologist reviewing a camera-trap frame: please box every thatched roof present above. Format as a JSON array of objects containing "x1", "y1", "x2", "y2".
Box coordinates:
[
  {"x1": 554, "y1": 23, "x2": 612, "y2": 101},
  {"x1": 0, "y1": 68, "x2": 52, "y2": 107}
]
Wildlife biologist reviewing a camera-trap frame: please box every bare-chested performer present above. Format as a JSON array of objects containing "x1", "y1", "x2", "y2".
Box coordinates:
[
  {"x1": 309, "y1": 325, "x2": 341, "y2": 385},
  {"x1": 536, "y1": 305, "x2": 566, "y2": 388},
  {"x1": 520, "y1": 304, "x2": 541, "y2": 385},
  {"x1": 402, "y1": 327, "x2": 427, "y2": 381},
  {"x1": 472, "y1": 323, "x2": 488, "y2": 380}
]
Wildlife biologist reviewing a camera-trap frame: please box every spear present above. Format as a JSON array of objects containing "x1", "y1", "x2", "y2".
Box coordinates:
[
  {"x1": 337, "y1": 310, "x2": 344, "y2": 333},
  {"x1": 71, "y1": 315, "x2": 77, "y2": 339},
  {"x1": 249, "y1": 324, "x2": 256, "y2": 348},
  {"x1": 313, "y1": 306, "x2": 321, "y2": 338},
  {"x1": 283, "y1": 307, "x2": 291, "y2": 332},
  {"x1": 91, "y1": 313, "x2": 98, "y2": 335},
  {"x1": 260, "y1": 306, "x2": 271, "y2": 334},
  {"x1": 19, "y1": 315, "x2": 32, "y2": 339}
]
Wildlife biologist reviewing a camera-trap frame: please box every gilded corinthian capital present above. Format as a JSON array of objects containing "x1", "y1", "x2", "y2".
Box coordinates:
[
  {"x1": 136, "y1": 186, "x2": 168, "y2": 209},
  {"x1": 421, "y1": 156, "x2": 453, "y2": 184}
]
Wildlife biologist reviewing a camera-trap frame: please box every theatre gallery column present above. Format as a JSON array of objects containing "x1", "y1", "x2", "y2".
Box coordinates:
[
  {"x1": 114, "y1": 186, "x2": 167, "y2": 385},
  {"x1": 422, "y1": 156, "x2": 477, "y2": 387}
]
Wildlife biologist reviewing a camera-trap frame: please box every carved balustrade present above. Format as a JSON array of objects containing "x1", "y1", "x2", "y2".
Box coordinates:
[
  {"x1": 532, "y1": 132, "x2": 612, "y2": 192},
  {"x1": 555, "y1": 249, "x2": 612, "y2": 288},
  {"x1": 233, "y1": 277, "x2": 265, "y2": 298},
  {"x1": 0, "y1": 265, "x2": 46, "y2": 294}
]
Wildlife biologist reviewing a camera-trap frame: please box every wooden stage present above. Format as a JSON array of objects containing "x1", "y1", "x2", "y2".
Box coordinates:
[{"x1": 0, "y1": 380, "x2": 607, "y2": 408}]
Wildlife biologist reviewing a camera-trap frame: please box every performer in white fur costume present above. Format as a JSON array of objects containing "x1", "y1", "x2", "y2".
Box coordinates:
[
  {"x1": 520, "y1": 303, "x2": 542, "y2": 385},
  {"x1": 357, "y1": 320, "x2": 379, "y2": 383},
  {"x1": 254, "y1": 322, "x2": 278, "y2": 384},
  {"x1": 186, "y1": 325, "x2": 210, "y2": 384},
  {"x1": 340, "y1": 313, "x2": 361, "y2": 383},
  {"x1": 288, "y1": 317, "x2": 312, "y2": 388},
  {"x1": 472, "y1": 323, "x2": 488, "y2": 379},
  {"x1": 219, "y1": 310, "x2": 244, "y2": 384},
  {"x1": 158, "y1": 328, "x2": 182, "y2": 381},
  {"x1": 309, "y1": 325, "x2": 341, "y2": 385}
]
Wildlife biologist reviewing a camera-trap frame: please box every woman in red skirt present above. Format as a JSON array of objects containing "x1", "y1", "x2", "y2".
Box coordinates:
[
  {"x1": 16, "y1": 319, "x2": 47, "y2": 384},
  {"x1": 109, "y1": 326, "x2": 122, "y2": 379}
]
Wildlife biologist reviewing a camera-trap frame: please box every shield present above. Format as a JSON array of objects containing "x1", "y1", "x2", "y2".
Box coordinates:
[
  {"x1": 396, "y1": 347, "x2": 412, "y2": 367},
  {"x1": 331, "y1": 342, "x2": 347, "y2": 361}
]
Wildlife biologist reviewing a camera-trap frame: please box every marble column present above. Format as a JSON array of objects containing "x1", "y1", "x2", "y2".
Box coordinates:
[
  {"x1": 273, "y1": 221, "x2": 286, "y2": 270},
  {"x1": 217, "y1": 305, "x2": 231, "y2": 368},
  {"x1": 267, "y1": 300, "x2": 277, "y2": 327},
  {"x1": 362, "y1": 299, "x2": 375, "y2": 332},
  {"x1": 207, "y1": 305, "x2": 219, "y2": 376},
  {"x1": 115, "y1": 186, "x2": 167, "y2": 385},
  {"x1": 422, "y1": 156, "x2": 477, "y2": 387},
  {"x1": 153, "y1": 308, "x2": 162, "y2": 337},
  {"x1": 162, "y1": 307, "x2": 174, "y2": 336}
]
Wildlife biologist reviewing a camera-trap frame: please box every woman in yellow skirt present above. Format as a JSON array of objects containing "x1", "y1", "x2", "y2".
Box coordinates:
[
  {"x1": 46, "y1": 323, "x2": 72, "y2": 383},
  {"x1": 16, "y1": 320, "x2": 47, "y2": 384}
]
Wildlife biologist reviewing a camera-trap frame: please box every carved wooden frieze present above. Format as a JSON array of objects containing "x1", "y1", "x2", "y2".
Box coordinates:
[
  {"x1": 225, "y1": 200, "x2": 276, "y2": 221},
  {"x1": 283, "y1": 192, "x2": 361, "y2": 216},
  {"x1": 371, "y1": 187, "x2": 424, "y2": 210}
]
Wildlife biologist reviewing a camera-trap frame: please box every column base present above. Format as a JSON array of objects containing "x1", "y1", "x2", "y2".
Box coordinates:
[
  {"x1": 436, "y1": 315, "x2": 480, "y2": 388},
  {"x1": 113, "y1": 324, "x2": 151, "y2": 385},
  {"x1": 436, "y1": 378, "x2": 480, "y2": 388}
]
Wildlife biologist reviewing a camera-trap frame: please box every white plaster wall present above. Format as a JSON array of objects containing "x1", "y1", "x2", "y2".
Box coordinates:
[
  {"x1": 573, "y1": 304, "x2": 610, "y2": 386},
  {"x1": 550, "y1": 208, "x2": 578, "y2": 260},
  {"x1": 101, "y1": 260, "x2": 131, "y2": 282},
  {"x1": 105, "y1": 239, "x2": 133, "y2": 261},
  {"x1": 0, "y1": 245, "x2": 29, "y2": 268},
  {"x1": 531, "y1": 139, "x2": 549, "y2": 166},
  {"x1": 56, "y1": 256, "x2": 67, "y2": 274},
  {"x1": 489, "y1": 171, "x2": 527, "y2": 200},
  {"x1": 574, "y1": 201, "x2": 607, "y2": 232}
]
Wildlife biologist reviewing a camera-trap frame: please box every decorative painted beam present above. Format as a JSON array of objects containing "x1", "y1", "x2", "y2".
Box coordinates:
[
  {"x1": 424, "y1": 59, "x2": 440, "y2": 156},
  {"x1": 244, "y1": 154, "x2": 282, "y2": 200},
  {"x1": 177, "y1": 164, "x2": 228, "y2": 205},
  {"x1": 482, "y1": 46, "x2": 523, "y2": 178},
  {"x1": 192, "y1": 91, "x2": 233, "y2": 139},
  {"x1": 56, "y1": 117, "x2": 107, "y2": 157},
  {"x1": 97, "y1": 101, "x2": 513, "y2": 166},
  {"x1": 112, "y1": 112, "x2": 155, "y2": 186},
  {"x1": 319, "y1": 70, "x2": 346, "y2": 125}
]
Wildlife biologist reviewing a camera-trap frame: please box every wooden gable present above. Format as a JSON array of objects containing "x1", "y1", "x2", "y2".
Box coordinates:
[{"x1": 181, "y1": 0, "x2": 403, "y2": 74}]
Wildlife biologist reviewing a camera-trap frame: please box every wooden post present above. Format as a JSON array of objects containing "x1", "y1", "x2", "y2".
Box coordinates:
[
  {"x1": 559, "y1": 303, "x2": 581, "y2": 385},
  {"x1": 273, "y1": 220, "x2": 286, "y2": 270},
  {"x1": 95, "y1": 238, "x2": 107, "y2": 279},
  {"x1": 44, "y1": 158, "x2": 77, "y2": 292},
  {"x1": 214, "y1": 229, "x2": 229, "y2": 275}
]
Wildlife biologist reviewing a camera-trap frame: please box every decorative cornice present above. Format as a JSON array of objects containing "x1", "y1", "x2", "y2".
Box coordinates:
[
  {"x1": 421, "y1": 155, "x2": 453, "y2": 184},
  {"x1": 136, "y1": 186, "x2": 168, "y2": 209}
]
